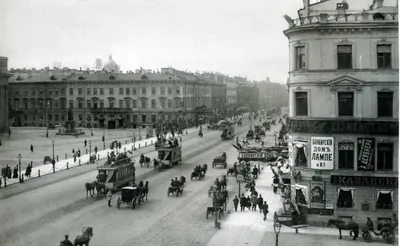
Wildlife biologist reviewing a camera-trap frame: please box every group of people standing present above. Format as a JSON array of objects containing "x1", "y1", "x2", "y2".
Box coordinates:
[{"x1": 232, "y1": 181, "x2": 270, "y2": 222}]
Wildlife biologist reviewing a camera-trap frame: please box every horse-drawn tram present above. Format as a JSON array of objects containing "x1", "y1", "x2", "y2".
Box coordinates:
[
  {"x1": 97, "y1": 152, "x2": 135, "y2": 192},
  {"x1": 156, "y1": 136, "x2": 182, "y2": 168}
]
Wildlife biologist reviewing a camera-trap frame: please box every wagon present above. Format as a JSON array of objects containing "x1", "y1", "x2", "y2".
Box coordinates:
[
  {"x1": 246, "y1": 130, "x2": 254, "y2": 139},
  {"x1": 116, "y1": 187, "x2": 139, "y2": 209},
  {"x1": 212, "y1": 155, "x2": 227, "y2": 168}
]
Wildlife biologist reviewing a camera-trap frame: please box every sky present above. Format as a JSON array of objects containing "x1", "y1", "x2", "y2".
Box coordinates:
[{"x1": 0, "y1": 0, "x2": 306, "y2": 82}]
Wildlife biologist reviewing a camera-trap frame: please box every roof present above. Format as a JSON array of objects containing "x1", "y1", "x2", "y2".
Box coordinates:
[
  {"x1": 121, "y1": 187, "x2": 137, "y2": 190},
  {"x1": 8, "y1": 72, "x2": 70, "y2": 83}
]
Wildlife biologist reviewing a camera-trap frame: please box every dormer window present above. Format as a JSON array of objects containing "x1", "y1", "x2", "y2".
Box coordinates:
[
  {"x1": 78, "y1": 76, "x2": 86, "y2": 80},
  {"x1": 373, "y1": 13, "x2": 385, "y2": 21},
  {"x1": 141, "y1": 75, "x2": 148, "y2": 80},
  {"x1": 109, "y1": 75, "x2": 116, "y2": 80},
  {"x1": 16, "y1": 75, "x2": 24, "y2": 81},
  {"x1": 50, "y1": 75, "x2": 57, "y2": 80}
]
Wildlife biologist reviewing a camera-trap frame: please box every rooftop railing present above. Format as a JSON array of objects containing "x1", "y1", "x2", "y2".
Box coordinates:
[{"x1": 288, "y1": 12, "x2": 398, "y2": 28}]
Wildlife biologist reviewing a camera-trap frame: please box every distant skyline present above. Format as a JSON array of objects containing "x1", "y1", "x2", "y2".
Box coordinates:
[{"x1": 0, "y1": 0, "x2": 307, "y2": 82}]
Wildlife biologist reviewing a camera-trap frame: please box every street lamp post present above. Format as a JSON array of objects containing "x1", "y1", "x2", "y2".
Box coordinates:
[
  {"x1": 52, "y1": 139, "x2": 55, "y2": 162},
  {"x1": 18, "y1": 153, "x2": 22, "y2": 183},
  {"x1": 89, "y1": 140, "x2": 92, "y2": 163},
  {"x1": 45, "y1": 100, "x2": 50, "y2": 138},
  {"x1": 273, "y1": 220, "x2": 282, "y2": 246},
  {"x1": 103, "y1": 131, "x2": 105, "y2": 150}
]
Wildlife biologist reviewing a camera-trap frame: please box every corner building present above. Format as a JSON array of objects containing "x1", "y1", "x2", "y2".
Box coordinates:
[{"x1": 284, "y1": 0, "x2": 398, "y2": 227}]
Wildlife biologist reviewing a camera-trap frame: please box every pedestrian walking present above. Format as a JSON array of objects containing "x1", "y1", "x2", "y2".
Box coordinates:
[
  {"x1": 72, "y1": 148, "x2": 75, "y2": 154},
  {"x1": 262, "y1": 201, "x2": 269, "y2": 221},
  {"x1": 61, "y1": 235, "x2": 73, "y2": 246},
  {"x1": 84, "y1": 139, "x2": 87, "y2": 148},
  {"x1": 257, "y1": 195, "x2": 264, "y2": 213},
  {"x1": 251, "y1": 193, "x2": 258, "y2": 211},
  {"x1": 30, "y1": 144, "x2": 34, "y2": 152},
  {"x1": 107, "y1": 189, "x2": 112, "y2": 207},
  {"x1": 246, "y1": 195, "x2": 251, "y2": 210},
  {"x1": 240, "y1": 194, "x2": 246, "y2": 212},
  {"x1": 233, "y1": 196, "x2": 239, "y2": 212}
]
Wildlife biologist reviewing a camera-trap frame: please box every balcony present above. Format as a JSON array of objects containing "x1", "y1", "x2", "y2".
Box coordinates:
[
  {"x1": 90, "y1": 107, "x2": 132, "y2": 114},
  {"x1": 286, "y1": 12, "x2": 398, "y2": 29}
]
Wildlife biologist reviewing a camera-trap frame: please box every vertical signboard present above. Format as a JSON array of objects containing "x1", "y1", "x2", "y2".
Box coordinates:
[
  {"x1": 357, "y1": 138, "x2": 375, "y2": 171},
  {"x1": 310, "y1": 181, "x2": 325, "y2": 209},
  {"x1": 310, "y1": 137, "x2": 334, "y2": 170},
  {"x1": 288, "y1": 135, "x2": 293, "y2": 166}
]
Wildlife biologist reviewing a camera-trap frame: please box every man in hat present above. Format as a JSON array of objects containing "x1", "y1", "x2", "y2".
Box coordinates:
[
  {"x1": 107, "y1": 189, "x2": 112, "y2": 207},
  {"x1": 61, "y1": 235, "x2": 73, "y2": 246},
  {"x1": 262, "y1": 201, "x2": 269, "y2": 221},
  {"x1": 233, "y1": 196, "x2": 239, "y2": 212}
]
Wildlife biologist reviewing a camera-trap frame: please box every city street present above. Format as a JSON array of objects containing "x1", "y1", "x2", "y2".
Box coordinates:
[
  {"x1": 0, "y1": 127, "x2": 156, "y2": 169},
  {"x1": 0, "y1": 118, "x2": 254, "y2": 246}
]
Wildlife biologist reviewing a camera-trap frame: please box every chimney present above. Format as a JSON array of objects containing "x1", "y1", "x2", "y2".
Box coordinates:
[
  {"x1": 376, "y1": 0, "x2": 383, "y2": 8},
  {"x1": 303, "y1": 0, "x2": 310, "y2": 17}
]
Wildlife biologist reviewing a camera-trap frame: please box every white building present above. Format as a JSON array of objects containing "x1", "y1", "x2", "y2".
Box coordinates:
[{"x1": 284, "y1": 0, "x2": 398, "y2": 227}]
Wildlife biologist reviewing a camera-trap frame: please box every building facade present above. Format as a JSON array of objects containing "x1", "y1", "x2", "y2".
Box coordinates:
[
  {"x1": 258, "y1": 78, "x2": 289, "y2": 110},
  {"x1": 8, "y1": 67, "x2": 226, "y2": 129},
  {"x1": 284, "y1": 0, "x2": 398, "y2": 227},
  {"x1": 0, "y1": 56, "x2": 11, "y2": 133},
  {"x1": 237, "y1": 81, "x2": 259, "y2": 112}
]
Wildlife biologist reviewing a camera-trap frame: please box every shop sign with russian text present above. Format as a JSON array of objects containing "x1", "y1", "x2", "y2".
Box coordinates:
[
  {"x1": 331, "y1": 175, "x2": 398, "y2": 187},
  {"x1": 310, "y1": 137, "x2": 334, "y2": 170}
]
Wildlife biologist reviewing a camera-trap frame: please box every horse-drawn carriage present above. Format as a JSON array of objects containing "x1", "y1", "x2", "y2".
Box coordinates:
[
  {"x1": 221, "y1": 122, "x2": 235, "y2": 140},
  {"x1": 212, "y1": 153, "x2": 227, "y2": 169},
  {"x1": 246, "y1": 129, "x2": 254, "y2": 139},
  {"x1": 361, "y1": 223, "x2": 395, "y2": 244},
  {"x1": 116, "y1": 187, "x2": 140, "y2": 209},
  {"x1": 191, "y1": 164, "x2": 207, "y2": 180},
  {"x1": 206, "y1": 189, "x2": 229, "y2": 219},
  {"x1": 167, "y1": 177, "x2": 185, "y2": 197}
]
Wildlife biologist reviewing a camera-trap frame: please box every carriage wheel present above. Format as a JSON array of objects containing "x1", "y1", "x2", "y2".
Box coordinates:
[
  {"x1": 385, "y1": 232, "x2": 394, "y2": 244},
  {"x1": 362, "y1": 231, "x2": 372, "y2": 242},
  {"x1": 176, "y1": 190, "x2": 180, "y2": 197},
  {"x1": 117, "y1": 200, "x2": 121, "y2": 209}
]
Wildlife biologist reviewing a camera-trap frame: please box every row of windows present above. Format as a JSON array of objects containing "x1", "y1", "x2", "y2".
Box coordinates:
[
  {"x1": 23, "y1": 114, "x2": 168, "y2": 123},
  {"x1": 70, "y1": 87, "x2": 181, "y2": 96},
  {"x1": 295, "y1": 91, "x2": 394, "y2": 117},
  {"x1": 13, "y1": 88, "x2": 66, "y2": 97},
  {"x1": 295, "y1": 44, "x2": 393, "y2": 70},
  {"x1": 69, "y1": 99, "x2": 186, "y2": 109},
  {"x1": 293, "y1": 142, "x2": 394, "y2": 171}
]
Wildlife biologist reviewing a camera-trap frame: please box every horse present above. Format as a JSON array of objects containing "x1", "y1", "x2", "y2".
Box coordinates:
[
  {"x1": 140, "y1": 181, "x2": 149, "y2": 201},
  {"x1": 85, "y1": 181, "x2": 97, "y2": 198},
  {"x1": 153, "y1": 159, "x2": 160, "y2": 170},
  {"x1": 220, "y1": 176, "x2": 228, "y2": 190},
  {"x1": 327, "y1": 219, "x2": 359, "y2": 240},
  {"x1": 74, "y1": 227, "x2": 93, "y2": 246},
  {"x1": 95, "y1": 182, "x2": 106, "y2": 197}
]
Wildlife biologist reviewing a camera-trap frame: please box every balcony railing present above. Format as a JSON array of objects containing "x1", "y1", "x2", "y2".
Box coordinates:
[{"x1": 288, "y1": 12, "x2": 398, "y2": 28}]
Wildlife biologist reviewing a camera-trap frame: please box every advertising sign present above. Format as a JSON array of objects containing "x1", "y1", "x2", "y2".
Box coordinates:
[
  {"x1": 310, "y1": 181, "x2": 325, "y2": 209},
  {"x1": 288, "y1": 135, "x2": 293, "y2": 166},
  {"x1": 357, "y1": 138, "x2": 375, "y2": 171},
  {"x1": 239, "y1": 152, "x2": 263, "y2": 159},
  {"x1": 310, "y1": 137, "x2": 334, "y2": 170}
]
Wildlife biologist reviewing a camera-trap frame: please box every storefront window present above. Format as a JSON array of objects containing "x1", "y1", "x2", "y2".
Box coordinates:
[
  {"x1": 295, "y1": 189, "x2": 307, "y2": 205},
  {"x1": 336, "y1": 188, "x2": 355, "y2": 208},
  {"x1": 292, "y1": 141, "x2": 308, "y2": 167},
  {"x1": 376, "y1": 190, "x2": 393, "y2": 210},
  {"x1": 338, "y1": 143, "x2": 354, "y2": 170}
]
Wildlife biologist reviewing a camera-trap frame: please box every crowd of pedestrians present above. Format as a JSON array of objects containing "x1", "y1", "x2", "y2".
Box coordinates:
[{"x1": 232, "y1": 179, "x2": 270, "y2": 222}]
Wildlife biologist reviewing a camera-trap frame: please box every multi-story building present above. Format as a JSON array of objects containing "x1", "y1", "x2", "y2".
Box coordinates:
[
  {"x1": 0, "y1": 56, "x2": 11, "y2": 133},
  {"x1": 258, "y1": 77, "x2": 289, "y2": 110},
  {"x1": 8, "y1": 66, "x2": 226, "y2": 129},
  {"x1": 237, "y1": 80, "x2": 259, "y2": 112},
  {"x1": 284, "y1": 0, "x2": 398, "y2": 227}
]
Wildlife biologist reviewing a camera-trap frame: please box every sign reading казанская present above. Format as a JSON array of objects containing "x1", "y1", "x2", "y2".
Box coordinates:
[{"x1": 310, "y1": 137, "x2": 334, "y2": 170}]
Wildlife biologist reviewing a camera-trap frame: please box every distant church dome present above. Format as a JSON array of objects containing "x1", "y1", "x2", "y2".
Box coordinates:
[{"x1": 103, "y1": 54, "x2": 119, "y2": 72}]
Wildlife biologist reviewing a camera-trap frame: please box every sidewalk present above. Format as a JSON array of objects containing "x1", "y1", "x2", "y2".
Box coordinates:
[
  {"x1": 207, "y1": 164, "x2": 340, "y2": 246},
  {"x1": 2, "y1": 126, "x2": 200, "y2": 187}
]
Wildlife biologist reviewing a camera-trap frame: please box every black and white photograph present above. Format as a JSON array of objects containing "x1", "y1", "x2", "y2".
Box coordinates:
[{"x1": 0, "y1": 0, "x2": 398, "y2": 245}]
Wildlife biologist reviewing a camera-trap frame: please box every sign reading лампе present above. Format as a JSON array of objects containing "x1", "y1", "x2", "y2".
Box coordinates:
[
  {"x1": 310, "y1": 137, "x2": 334, "y2": 170},
  {"x1": 331, "y1": 175, "x2": 398, "y2": 187},
  {"x1": 357, "y1": 138, "x2": 375, "y2": 171}
]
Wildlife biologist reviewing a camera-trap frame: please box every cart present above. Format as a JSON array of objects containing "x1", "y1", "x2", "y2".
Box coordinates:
[
  {"x1": 116, "y1": 187, "x2": 139, "y2": 209},
  {"x1": 246, "y1": 129, "x2": 254, "y2": 139},
  {"x1": 206, "y1": 206, "x2": 224, "y2": 219},
  {"x1": 212, "y1": 155, "x2": 227, "y2": 168}
]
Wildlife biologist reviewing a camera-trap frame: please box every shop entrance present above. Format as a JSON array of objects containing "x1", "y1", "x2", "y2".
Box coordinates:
[{"x1": 108, "y1": 120, "x2": 116, "y2": 129}]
